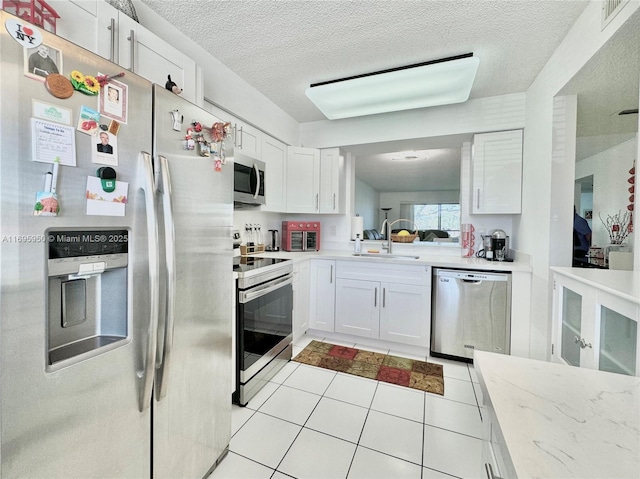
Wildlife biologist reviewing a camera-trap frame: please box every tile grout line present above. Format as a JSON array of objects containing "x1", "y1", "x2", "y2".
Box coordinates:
[
  {"x1": 344, "y1": 380, "x2": 381, "y2": 479},
  {"x1": 270, "y1": 366, "x2": 339, "y2": 477}
]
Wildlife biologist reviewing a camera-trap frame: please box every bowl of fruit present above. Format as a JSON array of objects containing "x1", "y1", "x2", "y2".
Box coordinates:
[{"x1": 390, "y1": 230, "x2": 418, "y2": 243}]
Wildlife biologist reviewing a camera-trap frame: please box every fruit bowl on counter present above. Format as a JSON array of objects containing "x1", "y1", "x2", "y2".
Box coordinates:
[{"x1": 390, "y1": 230, "x2": 418, "y2": 243}]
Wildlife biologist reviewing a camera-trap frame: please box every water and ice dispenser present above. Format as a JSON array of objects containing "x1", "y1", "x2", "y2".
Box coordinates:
[{"x1": 47, "y1": 230, "x2": 129, "y2": 368}]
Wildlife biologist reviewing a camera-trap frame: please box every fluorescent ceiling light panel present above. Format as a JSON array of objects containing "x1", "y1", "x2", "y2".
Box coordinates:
[{"x1": 306, "y1": 54, "x2": 479, "y2": 120}]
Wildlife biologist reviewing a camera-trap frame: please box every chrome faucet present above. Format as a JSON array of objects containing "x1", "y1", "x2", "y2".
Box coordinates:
[{"x1": 380, "y1": 218, "x2": 417, "y2": 254}]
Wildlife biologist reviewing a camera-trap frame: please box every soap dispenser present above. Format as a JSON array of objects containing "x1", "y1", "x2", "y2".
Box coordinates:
[{"x1": 354, "y1": 233, "x2": 362, "y2": 253}]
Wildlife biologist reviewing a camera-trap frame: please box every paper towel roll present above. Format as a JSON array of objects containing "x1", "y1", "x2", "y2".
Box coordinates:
[{"x1": 351, "y1": 216, "x2": 364, "y2": 240}]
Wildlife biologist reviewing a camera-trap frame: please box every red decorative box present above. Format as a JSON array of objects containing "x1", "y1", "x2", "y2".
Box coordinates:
[{"x1": 3, "y1": 0, "x2": 59, "y2": 33}]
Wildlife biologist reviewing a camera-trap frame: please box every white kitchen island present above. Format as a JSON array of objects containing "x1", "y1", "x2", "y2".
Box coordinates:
[{"x1": 474, "y1": 351, "x2": 640, "y2": 479}]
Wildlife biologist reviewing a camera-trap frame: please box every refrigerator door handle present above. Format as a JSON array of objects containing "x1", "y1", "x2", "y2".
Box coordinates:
[
  {"x1": 139, "y1": 151, "x2": 160, "y2": 412},
  {"x1": 156, "y1": 155, "x2": 176, "y2": 400}
]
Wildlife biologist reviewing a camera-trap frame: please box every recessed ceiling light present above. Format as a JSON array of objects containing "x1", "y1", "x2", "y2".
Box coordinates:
[{"x1": 306, "y1": 53, "x2": 480, "y2": 120}]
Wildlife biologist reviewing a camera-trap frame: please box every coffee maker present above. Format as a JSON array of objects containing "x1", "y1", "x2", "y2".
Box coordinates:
[{"x1": 490, "y1": 229, "x2": 510, "y2": 261}]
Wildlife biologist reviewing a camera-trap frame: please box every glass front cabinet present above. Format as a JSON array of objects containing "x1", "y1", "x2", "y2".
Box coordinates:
[{"x1": 552, "y1": 272, "x2": 639, "y2": 376}]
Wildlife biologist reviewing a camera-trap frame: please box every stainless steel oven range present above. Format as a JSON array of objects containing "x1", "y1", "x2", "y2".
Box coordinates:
[{"x1": 233, "y1": 257, "x2": 293, "y2": 406}]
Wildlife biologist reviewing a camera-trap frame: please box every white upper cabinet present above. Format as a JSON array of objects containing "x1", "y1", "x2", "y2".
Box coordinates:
[
  {"x1": 234, "y1": 121, "x2": 261, "y2": 160},
  {"x1": 261, "y1": 135, "x2": 287, "y2": 212},
  {"x1": 286, "y1": 146, "x2": 320, "y2": 213},
  {"x1": 319, "y1": 148, "x2": 345, "y2": 214},
  {"x1": 52, "y1": 1, "x2": 197, "y2": 103},
  {"x1": 472, "y1": 130, "x2": 523, "y2": 214}
]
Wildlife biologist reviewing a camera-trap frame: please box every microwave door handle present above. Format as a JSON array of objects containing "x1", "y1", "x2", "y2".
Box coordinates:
[
  {"x1": 155, "y1": 155, "x2": 176, "y2": 401},
  {"x1": 252, "y1": 163, "x2": 260, "y2": 199}
]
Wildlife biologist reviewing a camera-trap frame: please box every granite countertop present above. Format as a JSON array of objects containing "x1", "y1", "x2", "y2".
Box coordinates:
[
  {"x1": 551, "y1": 266, "x2": 640, "y2": 305},
  {"x1": 474, "y1": 351, "x2": 640, "y2": 479}
]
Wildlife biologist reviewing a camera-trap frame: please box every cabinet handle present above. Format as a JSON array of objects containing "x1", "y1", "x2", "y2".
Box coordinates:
[
  {"x1": 238, "y1": 126, "x2": 243, "y2": 149},
  {"x1": 107, "y1": 18, "x2": 115, "y2": 63},
  {"x1": 485, "y1": 463, "x2": 503, "y2": 479},
  {"x1": 374, "y1": 287, "x2": 377, "y2": 307},
  {"x1": 316, "y1": 193, "x2": 319, "y2": 211},
  {"x1": 476, "y1": 188, "x2": 480, "y2": 210},
  {"x1": 333, "y1": 193, "x2": 336, "y2": 210},
  {"x1": 383, "y1": 288, "x2": 386, "y2": 308},
  {"x1": 574, "y1": 336, "x2": 592, "y2": 349},
  {"x1": 127, "y1": 29, "x2": 135, "y2": 72},
  {"x1": 330, "y1": 265, "x2": 333, "y2": 284}
]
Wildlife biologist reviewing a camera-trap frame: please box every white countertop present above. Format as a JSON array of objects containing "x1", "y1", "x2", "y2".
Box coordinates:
[
  {"x1": 474, "y1": 351, "x2": 640, "y2": 479},
  {"x1": 253, "y1": 249, "x2": 532, "y2": 272},
  {"x1": 551, "y1": 266, "x2": 640, "y2": 305}
]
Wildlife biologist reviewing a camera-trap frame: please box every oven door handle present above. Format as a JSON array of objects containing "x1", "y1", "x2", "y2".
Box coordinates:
[{"x1": 239, "y1": 275, "x2": 293, "y2": 303}]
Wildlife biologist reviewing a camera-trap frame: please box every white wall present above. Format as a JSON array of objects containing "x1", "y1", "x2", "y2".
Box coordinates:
[
  {"x1": 518, "y1": 1, "x2": 640, "y2": 360},
  {"x1": 354, "y1": 178, "x2": 379, "y2": 230},
  {"x1": 134, "y1": 1, "x2": 299, "y2": 146},
  {"x1": 575, "y1": 136, "x2": 637, "y2": 248},
  {"x1": 300, "y1": 93, "x2": 525, "y2": 148}
]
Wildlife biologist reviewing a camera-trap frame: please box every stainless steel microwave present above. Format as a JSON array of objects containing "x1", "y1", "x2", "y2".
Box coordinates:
[{"x1": 234, "y1": 157, "x2": 265, "y2": 207}]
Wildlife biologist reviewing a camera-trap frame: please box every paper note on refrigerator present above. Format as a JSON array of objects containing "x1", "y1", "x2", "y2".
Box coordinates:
[
  {"x1": 85, "y1": 176, "x2": 128, "y2": 216},
  {"x1": 31, "y1": 118, "x2": 76, "y2": 166}
]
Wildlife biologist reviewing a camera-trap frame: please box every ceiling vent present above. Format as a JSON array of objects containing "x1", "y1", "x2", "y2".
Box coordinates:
[{"x1": 602, "y1": 0, "x2": 629, "y2": 30}]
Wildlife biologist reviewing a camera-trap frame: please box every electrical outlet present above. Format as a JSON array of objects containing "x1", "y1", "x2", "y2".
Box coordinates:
[{"x1": 330, "y1": 225, "x2": 337, "y2": 236}]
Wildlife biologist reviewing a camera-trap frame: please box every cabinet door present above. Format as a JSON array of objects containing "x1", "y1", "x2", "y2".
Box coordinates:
[
  {"x1": 319, "y1": 148, "x2": 344, "y2": 214},
  {"x1": 293, "y1": 261, "x2": 310, "y2": 340},
  {"x1": 286, "y1": 146, "x2": 320, "y2": 213},
  {"x1": 597, "y1": 297, "x2": 638, "y2": 376},
  {"x1": 235, "y1": 122, "x2": 261, "y2": 160},
  {"x1": 335, "y1": 278, "x2": 379, "y2": 338},
  {"x1": 49, "y1": 0, "x2": 99, "y2": 52},
  {"x1": 95, "y1": 2, "x2": 197, "y2": 104},
  {"x1": 472, "y1": 130, "x2": 523, "y2": 214},
  {"x1": 262, "y1": 135, "x2": 287, "y2": 212},
  {"x1": 557, "y1": 283, "x2": 585, "y2": 367},
  {"x1": 309, "y1": 260, "x2": 335, "y2": 332},
  {"x1": 379, "y1": 282, "x2": 429, "y2": 347}
]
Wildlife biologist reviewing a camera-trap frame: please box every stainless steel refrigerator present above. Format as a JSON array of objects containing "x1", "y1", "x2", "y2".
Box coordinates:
[{"x1": 0, "y1": 11, "x2": 232, "y2": 478}]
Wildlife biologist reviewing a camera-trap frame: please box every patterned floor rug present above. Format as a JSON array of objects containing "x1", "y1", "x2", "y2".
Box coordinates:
[{"x1": 293, "y1": 341, "x2": 444, "y2": 396}]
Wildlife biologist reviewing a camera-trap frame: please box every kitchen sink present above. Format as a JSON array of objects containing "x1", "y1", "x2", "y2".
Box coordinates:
[{"x1": 352, "y1": 253, "x2": 420, "y2": 260}]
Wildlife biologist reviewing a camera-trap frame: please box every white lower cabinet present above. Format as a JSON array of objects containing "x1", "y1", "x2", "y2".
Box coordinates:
[
  {"x1": 551, "y1": 270, "x2": 639, "y2": 376},
  {"x1": 335, "y1": 279, "x2": 379, "y2": 338},
  {"x1": 332, "y1": 261, "x2": 431, "y2": 347},
  {"x1": 293, "y1": 260, "x2": 310, "y2": 341},
  {"x1": 308, "y1": 260, "x2": 336, "y2": 332}
]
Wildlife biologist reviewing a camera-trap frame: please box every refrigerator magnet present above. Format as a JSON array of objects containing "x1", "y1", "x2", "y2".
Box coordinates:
[
  {"x1": 34, "y1": 191, "x2": 59, "y2": 216},
  {"x1": 108, "y1": 120, "x2": 120, "y2": 136},
  {"x1": 5, "y1": 17, "x2": 43, "y2": 49},
  {"x1": 96, "y1": 167, "x2": 116, "y2": 193},
  {"x1": 24, "y1": 44, "x2": 62, "y2": 83},
  {"x1": 92, "y1": 130, "x2": 118, "y2": 167},
  {"x1": 76, "y1": 105, "x2": 100, "y2": 135}
]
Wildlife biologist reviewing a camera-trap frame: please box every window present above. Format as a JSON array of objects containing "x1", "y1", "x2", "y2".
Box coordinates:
[{"x1": 412, "y1": 203, "x2": 460, "y2": 238}]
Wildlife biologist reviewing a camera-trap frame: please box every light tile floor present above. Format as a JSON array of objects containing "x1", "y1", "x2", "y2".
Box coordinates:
[{"x1": 210, "y1": 334, "x2": 485, "y2": 479}]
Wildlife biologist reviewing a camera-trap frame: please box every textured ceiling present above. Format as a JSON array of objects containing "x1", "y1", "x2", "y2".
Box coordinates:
[
  {"x1": 140, "y1": 0, "x2": 589, "y2": 123},
  {"x1": 139, "y1": 1, "x2": 638, "y2": 192}
]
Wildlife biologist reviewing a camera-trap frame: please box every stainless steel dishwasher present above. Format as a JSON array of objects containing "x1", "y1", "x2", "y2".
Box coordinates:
[{"x1": 431, "y1": 268, "x2": 511, "y2": 361}]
